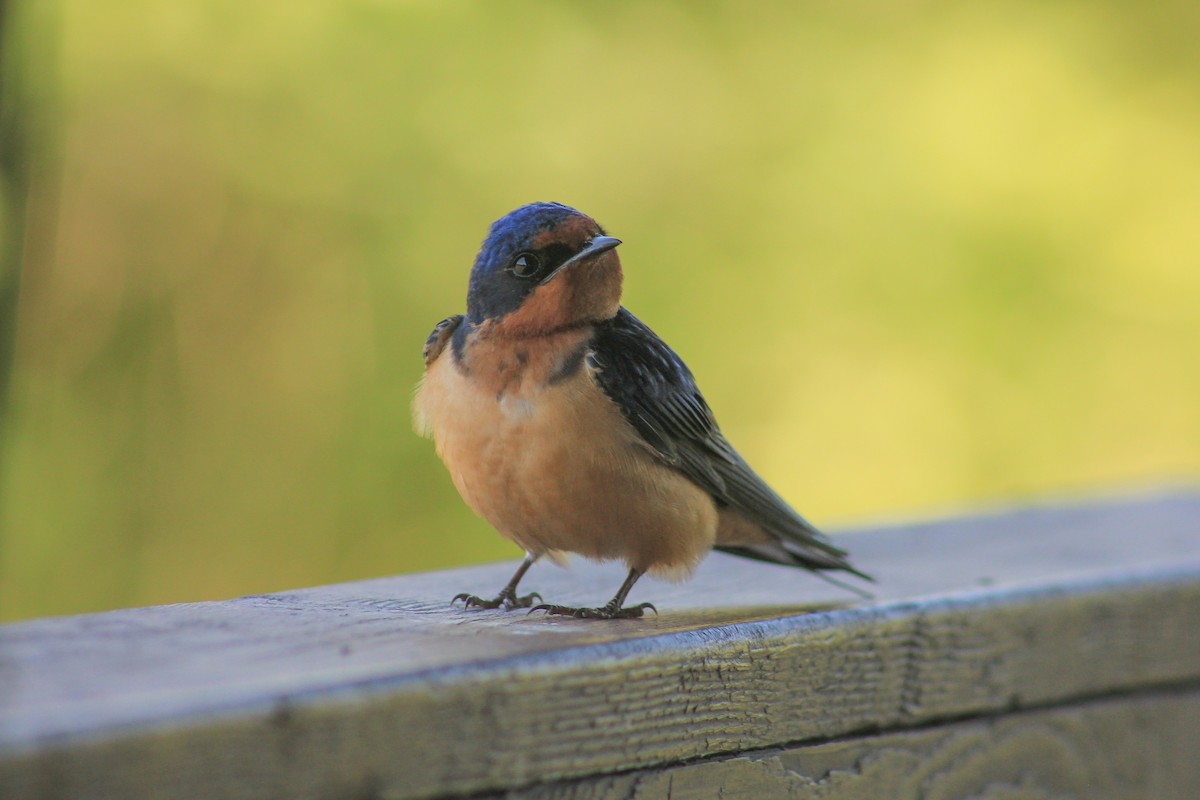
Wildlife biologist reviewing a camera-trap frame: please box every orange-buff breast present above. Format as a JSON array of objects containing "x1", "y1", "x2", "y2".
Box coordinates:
[{"x1": 414, "y1": 329, "x2": 718, "y2": 580}]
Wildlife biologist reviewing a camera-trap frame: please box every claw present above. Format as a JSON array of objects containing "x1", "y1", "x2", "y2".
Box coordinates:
[
  {"x1": 631, "y1": 602, "x2": 658, "y2": 618},
  {"x1": 529, "y1": 602, "x2": 654, "y2": 620},
  {"x1": 451, "y1": 593, "x2": 501, "y2": 610},
  {"x1": 452, "y1": 590, "x2": 544, "y2": 611},
  {"x1": 503, "y1": 591, "x2": 542, "y2": 610}
]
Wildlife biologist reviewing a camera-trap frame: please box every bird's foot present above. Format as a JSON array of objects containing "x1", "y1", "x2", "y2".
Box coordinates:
[
  {"x1": 452, "y1": 590, "x2": 543, "y2": 611},
  {"x1": 529, "y1": 601, "x2": 657, "y2": 620}
]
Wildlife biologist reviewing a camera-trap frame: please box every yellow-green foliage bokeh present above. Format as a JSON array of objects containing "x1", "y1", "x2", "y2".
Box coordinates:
[{"x1": 2, "y1": 2, "x2": 1198, "y2": 621}]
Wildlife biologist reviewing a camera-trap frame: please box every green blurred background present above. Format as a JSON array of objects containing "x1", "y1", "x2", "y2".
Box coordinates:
[{"x1": 1, "y1": 2, "x2": 1197, "y2": 622}]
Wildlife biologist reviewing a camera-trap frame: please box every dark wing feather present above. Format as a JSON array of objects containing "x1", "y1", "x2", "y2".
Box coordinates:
[
  {"x1": 589, "y1": 308, "x2": 869, "y2": 580},
  {"x1": 423, "y1": 315, "x2": 464, "y2": 367}
]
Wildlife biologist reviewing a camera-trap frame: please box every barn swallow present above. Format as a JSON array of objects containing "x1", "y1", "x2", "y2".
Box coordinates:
[{"x1": 414, "y1": 202, "x2": 871, "y2": 619}]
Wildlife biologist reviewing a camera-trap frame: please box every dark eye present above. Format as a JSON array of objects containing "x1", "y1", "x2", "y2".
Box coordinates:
[{"x1": 511, "y1": 252, "x2": 541, "y2": 278}]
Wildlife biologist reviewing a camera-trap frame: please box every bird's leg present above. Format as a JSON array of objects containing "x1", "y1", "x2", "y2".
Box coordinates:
[
  {"x1": 452, "y1": 553, "x2": 543, "y2": 611},
  {"x1": 531, "y1": 568, "x2": 656, "y2": 620}
]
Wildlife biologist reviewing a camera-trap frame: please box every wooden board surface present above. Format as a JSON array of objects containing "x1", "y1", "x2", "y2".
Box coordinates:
[
  {"x1": 491, "y1": 688, "x2": 1200, "y2": 799},
  {"x1": 2, "y1": 488, "x2": 1199, "y2": 799}
]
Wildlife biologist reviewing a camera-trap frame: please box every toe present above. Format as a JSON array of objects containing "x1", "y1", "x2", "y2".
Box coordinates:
[
  {"x1": 502, "y1": 591, "x2": 543, "y2": 611},
  {"x1": 453, "y1": 593, "x2": 503, "y2": 610}
]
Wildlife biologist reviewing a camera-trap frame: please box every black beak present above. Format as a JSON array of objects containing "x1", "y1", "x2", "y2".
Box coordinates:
[{"x1": 540, "y1": 236, "x2": 622, "y2": 284}]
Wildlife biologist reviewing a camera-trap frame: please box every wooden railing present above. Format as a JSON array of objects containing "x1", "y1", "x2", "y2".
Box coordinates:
[{"x1": 2, "y1": 488, "x2": 1199, "y2": 799}]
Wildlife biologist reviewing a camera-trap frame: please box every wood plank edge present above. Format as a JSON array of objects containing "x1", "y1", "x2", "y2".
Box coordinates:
[{"x1": 478, "y1": 684, "x2": 1200, "y2": 800}]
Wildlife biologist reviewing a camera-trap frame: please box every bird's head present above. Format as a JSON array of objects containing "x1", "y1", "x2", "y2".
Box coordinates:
[{"x1": 466, "y1": 202, "x2": 623, "y2": 337}]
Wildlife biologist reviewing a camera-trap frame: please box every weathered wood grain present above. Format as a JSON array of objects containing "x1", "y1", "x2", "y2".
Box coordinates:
[
  {"x1": 492, "y1": 689, "x2": 1200, "y2": 799},
  {"x1": 1, "y1": 489, "x2": 1199, "y2": 799}
]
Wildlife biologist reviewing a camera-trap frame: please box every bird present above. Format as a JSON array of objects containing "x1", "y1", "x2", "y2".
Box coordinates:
[{"x1": 413, "y1": 202, "x2": 871, "y2": 619}]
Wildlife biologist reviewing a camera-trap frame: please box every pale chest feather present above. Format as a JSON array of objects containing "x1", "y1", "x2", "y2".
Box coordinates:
[
  {"x1": 412, "y1": 328, "x2": 718, "y2": 576},
  {"x1": 413, "y1": 331, "x2": 634, "y2": 516}
]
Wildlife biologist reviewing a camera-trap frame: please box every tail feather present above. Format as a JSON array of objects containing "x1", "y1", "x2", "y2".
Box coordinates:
[{"x1": 715, "y1": 540, "x2": 875, "y2": 599}]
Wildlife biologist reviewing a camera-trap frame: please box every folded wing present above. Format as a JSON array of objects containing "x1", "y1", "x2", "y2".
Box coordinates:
[{"x1": 588, "y1": 308, "x2": 870, "y2": 581}]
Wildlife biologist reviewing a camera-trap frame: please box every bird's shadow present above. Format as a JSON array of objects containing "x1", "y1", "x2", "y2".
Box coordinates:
[{"x1": 519, "y1": 601, "x2": 856, "y2": 633}]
